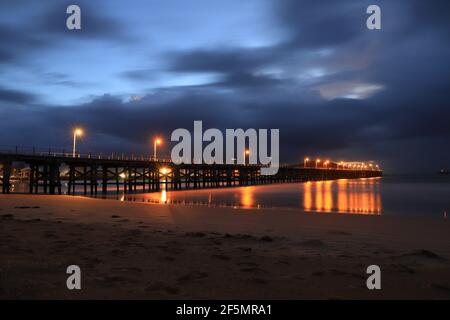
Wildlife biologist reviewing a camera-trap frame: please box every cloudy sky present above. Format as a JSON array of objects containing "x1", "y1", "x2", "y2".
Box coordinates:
[{"x1": 0, "y1": 0, "x2": 449, "y2": 173}]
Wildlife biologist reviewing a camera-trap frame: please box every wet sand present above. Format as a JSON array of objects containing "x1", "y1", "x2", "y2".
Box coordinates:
[{"x1": 0, "y1": 194, "x2": 449, "y2": 299}]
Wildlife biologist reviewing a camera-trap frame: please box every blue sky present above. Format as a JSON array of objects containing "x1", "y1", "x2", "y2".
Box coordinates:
[
  {"x1": 1, "y1": 0, "x2": 449, "y2": 172},
  {"x1": 1, "y1": 0, "x2": 280, "y2": 105}
]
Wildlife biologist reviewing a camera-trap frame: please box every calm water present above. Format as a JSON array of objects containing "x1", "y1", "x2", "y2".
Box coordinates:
[
  {"x1": 108, "y1": 175, "x2": 450, "y2": 217},
  {"x1": 9, "y1": 175, "x2": 450, "y2": 217}
]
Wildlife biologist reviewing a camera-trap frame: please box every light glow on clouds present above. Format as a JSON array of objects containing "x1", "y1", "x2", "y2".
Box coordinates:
[{"x1": 318, "y1": 81, "x2": 384, "y2": 100}]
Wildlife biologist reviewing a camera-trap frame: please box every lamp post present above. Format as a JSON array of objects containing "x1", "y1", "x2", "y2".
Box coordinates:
[
  {"x1": 153, "y1": 138, "x2": 162, "y2": 161},
  {"x1": 315, "y1": 159, "x2": 321, "y2": 168},
  {"x1": 304, "y1": 157, "x2": 309, "y2": 167},
  {"x1": 244, "y1": 149, "x2": 250, "y2": 165},
  {"x1": 72, "y1": 128, "x2": 83, "y2": 158}
]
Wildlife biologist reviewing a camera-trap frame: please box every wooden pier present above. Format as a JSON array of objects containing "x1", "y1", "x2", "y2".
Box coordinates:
[{"x1": 0, "y1": 151, "x2": 382, "y2": 195}]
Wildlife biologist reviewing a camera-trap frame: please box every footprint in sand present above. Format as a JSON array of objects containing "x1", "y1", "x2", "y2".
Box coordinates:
[
  {"x1": 210, "y1": 239, "x2": 223, "y2": 245},
  {"x1": 114, "y1": 267, "x2": 143, "y2": 274},
  {"x1": 177, "y1": 270, "x2": 208, "y2": 282},
  {"x1": 110, "y1": 249, "x2": 126, "y2": 256},
  {"x1": 260, "y1": 236, "x2": 274, "y2": 242},
  {"x1": 160, "y1": 256, "x2": 176, "y2": 261},
  {"x1": 247, "y1": 278, "x2": 268, "y2": 285},
  {"x1": 83, "y1": 256, "x2": 103, "y2": 264},
  {"x1": 44, "y1": 231, "x2": 59, "y2": 239},
  {"x1": 211, "y1": 254, "x2": 231, "y2": 261},
  {"x1": 122, "y1": 229, "x2": 142, "y2": 237},
  {"x1": 237, "y1": 262, "x2": 259, "y2": 267},
  {"x1": 240, "y1": 267, "x2": 267, "y2": 273},
  {"x1": 299, "y1": 239, "x2": 327, "y2": 247},
  {"x1": 165, "y1": 247, "x2": 184, "y2": 255},
  {"x1": 329, "y1": 269, "x2": 348, "y2": 276}
]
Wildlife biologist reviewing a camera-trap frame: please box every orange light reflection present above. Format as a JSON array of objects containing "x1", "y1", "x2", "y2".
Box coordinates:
[{"x1": 303, "y1": 178, "x2": 381, "y2": 215}]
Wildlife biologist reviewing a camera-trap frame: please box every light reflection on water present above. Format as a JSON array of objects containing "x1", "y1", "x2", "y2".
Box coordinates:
[
  {"x1": 302, "y1": 179, "x2": 381, "y2": 214},
  {"x1": 118, "y1": 177, "x2": 383, "y2": 215},
  {"x1": 9, "y1": 175, "x2": 450, "y2": 217}
]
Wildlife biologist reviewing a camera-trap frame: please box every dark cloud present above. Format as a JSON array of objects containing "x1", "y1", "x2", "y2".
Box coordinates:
[
  {"x1": 277, "y1": 0, "x2": 368, "y2": 48},
  {"x1": 0, "y1": 0, "x2": 449, "y2": 173},
  {"x1": 0, "y1": 87, "x2": 37, "y2": 104},
  {"x1": 169, "y1": 48, "x2": 277, "y2": 73},
  {"x1": 0, "y1": 1, "x2": 129, "y2": 65},
  {"x1": 0, "y1": 23, "x2": 49, "y2": 64}
]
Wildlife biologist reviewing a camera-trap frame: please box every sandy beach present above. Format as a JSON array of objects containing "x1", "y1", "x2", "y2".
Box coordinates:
[{"x1": 1, "y1": 194, "x2": 449, "y2": 299}]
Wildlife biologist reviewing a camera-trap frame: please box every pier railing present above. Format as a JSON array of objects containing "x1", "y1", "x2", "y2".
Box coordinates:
[
  {"x1": 0, "y1": 145, "x2": 172, "y2": 162},
  {"x1": 1, "y1": 145, "x2": 383, "y2": 195}
]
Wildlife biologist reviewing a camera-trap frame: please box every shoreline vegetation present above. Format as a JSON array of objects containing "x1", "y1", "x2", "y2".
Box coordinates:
[{"x1": 1, "y1": 194, "x2": 449, "y2": 299}]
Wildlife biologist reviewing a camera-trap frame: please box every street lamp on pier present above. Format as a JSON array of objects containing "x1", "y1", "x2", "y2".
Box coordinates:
[
  {"x1": 244, "y1": 149, "x2": 250, "y2": 165},
  {"x1": 304, "y1": 157, "x2": 309, "y2": 167},
  {"x1": 72, "y1": 128, "x2": 83, "y2": 158},
  {"x1": 153, "y1": 137, "x2": 162, "y2": 161}
]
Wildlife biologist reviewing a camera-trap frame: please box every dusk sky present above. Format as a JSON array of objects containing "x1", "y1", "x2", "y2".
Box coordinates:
[{"x1": 0, "y1": 0, "x2": 449, "y2": 173}]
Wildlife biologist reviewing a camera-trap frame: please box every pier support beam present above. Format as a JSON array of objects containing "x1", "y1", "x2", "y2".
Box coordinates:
[{"x1": 1, "y1": 160, "x2": 12, "y2": 194}]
